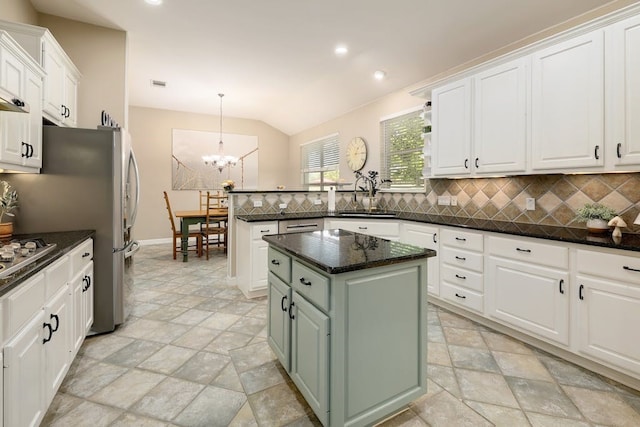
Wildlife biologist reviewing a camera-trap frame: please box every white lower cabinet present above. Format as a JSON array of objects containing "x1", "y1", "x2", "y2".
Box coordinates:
[
  {"x1": 71, "y1": 262, "x2": 94, "y2": 357},
  {"x1": 486, "y1": 235, "x2": 570, "y2": 346},
  {"x1": 439, "y1": 227, "x2": 484, "y2": 313},
  {"x1": 2, "y1": 237, "x2": 94, "y2": 427},
  {"x1": 3, "y1": 310, "x2": 46, "y2": 427},
  {"x1": 400, "y1": 222, "x2": 440, "y2": 295},
  {"x1": 575, "y1": 249, "x2": 640, "y2": 376},
  {"x1": 236, "y1": 221, "x2": 278, "y2": 298}
]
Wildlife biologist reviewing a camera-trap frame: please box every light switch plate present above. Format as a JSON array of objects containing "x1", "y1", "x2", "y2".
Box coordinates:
[
  {"x1": 437, "y1": 196, "x2": 451, "y2": 206},
  {"x1": 450, "y1": 196, "x2": 458, "y2": 206},
  {"x1": 526, "y1": 198, "x2": 535, "y2": 211},
  {"x1": 279, "y1": 203, "x2": 287, "y2": 209},
  {"x1": 313, "y1": 199, "x2": 322, "y2": 205},
  {"x1": 253, "y1": 200, "x2": 263, "y2": 208}
]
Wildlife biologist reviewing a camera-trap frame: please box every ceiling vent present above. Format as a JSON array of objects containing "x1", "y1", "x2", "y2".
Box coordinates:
[{"x1": 151, "y1": 80, "x2": 167, "y2": 88}]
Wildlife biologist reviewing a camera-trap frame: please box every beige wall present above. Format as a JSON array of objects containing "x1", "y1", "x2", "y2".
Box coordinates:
[
  {"x1": 38, "y1": 14, "x2": 127, "y2": 129},
  {"x1": 0, "y1": 0, "x2": 38, "y2": 24},
  {"x1": 129, "y1": 106, "x2": 289, "y2": 240}
]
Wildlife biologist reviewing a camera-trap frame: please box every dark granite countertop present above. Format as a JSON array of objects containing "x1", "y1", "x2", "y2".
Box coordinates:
[
  {"x1": 263, "y1": 229, "x2": 436, "y2": 274},
  {"x1": 238, "y1": 211, "x2": 640, "y2": 253},
  {"x1": 0, "y1": 230, "x2": 95, "y2": 297}
]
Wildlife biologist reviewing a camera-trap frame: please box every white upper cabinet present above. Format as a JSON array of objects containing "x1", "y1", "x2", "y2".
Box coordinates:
[
  {"x1": 431, "y1": 78, "x2": 472, "y2": 176},
  {"x1": 473, "y1": 58, "x2": 528, "y2": 174},
  {"x1": 0, "y1": 20, "x2": 81, "y2": 128},
  {"x1": 607, "y1": 14, "x2": 640, "y2": 167},
  {"x1": 531, "y1": 30, "x2": 605, "y2": 171},
  {"x1": 0, "y1": 31, "x2": 43, "y2": 172}
]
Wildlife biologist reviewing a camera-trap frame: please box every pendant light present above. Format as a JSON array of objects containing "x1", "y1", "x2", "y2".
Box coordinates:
[{"x1": 202, "y1": 93, "x2": 238, "y2": 172}]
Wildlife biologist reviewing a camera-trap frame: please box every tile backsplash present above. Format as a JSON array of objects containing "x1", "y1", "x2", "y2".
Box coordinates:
[{"x1": 233, "y1": 173, "x2": 640, "y2": 234}]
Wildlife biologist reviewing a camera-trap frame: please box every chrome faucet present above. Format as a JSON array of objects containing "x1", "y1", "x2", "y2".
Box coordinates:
[{"x1": 353, "y1": 173, "x2": 363, "y2": 206}]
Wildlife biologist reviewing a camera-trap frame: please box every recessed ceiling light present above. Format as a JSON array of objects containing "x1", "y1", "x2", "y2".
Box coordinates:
[
  {"x1": 145, "y1": 0, "x2": 163, "y2": 5},
  {"x1": 334, "y1": 45, "x2": 348, "y2": 56},
  {"x1": 373, "y1": 70, "x2": 386, "y2": 80}
]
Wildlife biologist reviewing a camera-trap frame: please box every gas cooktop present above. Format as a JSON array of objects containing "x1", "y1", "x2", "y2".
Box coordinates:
[{"x1": 0, "y1": 237, "x2": 57, "y2": 279}]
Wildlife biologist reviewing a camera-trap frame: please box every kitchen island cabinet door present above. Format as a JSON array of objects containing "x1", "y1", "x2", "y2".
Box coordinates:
[
  {"x1": 531, "y1": 29, "x2": 604, "y2": 171},
  {"x1": 267, "y1": 272, "x2": 292, "y2": 371},
  {"x1": 576, "y1": 275, "x2": 640, "y2": 376},
  {"x1": 609, "y1": 14, "x2": 640, "y2": 167},
  {"x1": 290, "y1": 291, "x2": 329, "y2": 427},
  {"x1": 3, "y1": 310, "x2": 46, "y2": 427}
]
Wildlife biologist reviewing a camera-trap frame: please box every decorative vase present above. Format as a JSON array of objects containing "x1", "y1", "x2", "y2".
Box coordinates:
[
  {"x1": 0, "y1": 222, "x2": 13, "y2": 239},
  {"x1": 362, "y1": 196, "x2": 377, "y2": 211},
  {"x1": 586, "y1": 218, "x2": 610, "y2": 234}
]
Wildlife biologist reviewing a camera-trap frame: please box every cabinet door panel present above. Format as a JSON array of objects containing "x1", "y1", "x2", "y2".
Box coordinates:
[
  {"x1": 401, "y1": 223, "x2": 439, "y2": 295},
  {"x1": 267, "y1": 272, "x2": 291, "y2": 371},
  {"x1": 432, "y1": 78, "x2": 471, "y2": 176},
  {"x1": 42, "y1": 40, "x2": 64, "y2": 121},
  {"x1": 576, "y1": 275, "x2": 640, "y2": 375},
  {"x1": 610, "y1": 14, "x2": 640, "y2": 166},
  {"x1": 474, "y1": 58, "x2": 528, "y2": 174},
  {"x1": 531, "y1": 30, "x2": 604, "y2": 170},
  {"x1": 44, "y1": 285, "x2": 71, "y2": 405},
  {"x1": 290, "y1": 292, "x2": 329, "y2": 426},
  {"x1": 4, "y1": 310, "x2": 46, "y2": 427},
  {"x1": 251, "y1": 242, "x2": 269, "y2": 291},
  {"x1": 488, "y1": 256, "x2": 569, "y2": 345}
]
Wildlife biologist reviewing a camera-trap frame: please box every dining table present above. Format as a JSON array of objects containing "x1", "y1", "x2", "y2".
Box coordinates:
[{"x1": 174, "y1": 208, "x2": 228, "y2": 262}]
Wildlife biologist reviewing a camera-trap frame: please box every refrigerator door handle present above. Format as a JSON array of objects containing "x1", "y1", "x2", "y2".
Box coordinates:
[
  {"x1": 125, "y1": 241, "x2": 140, "y2": 259},
  {"x1": 128, "y1": 149, "x2": 141, "y2": 229}
]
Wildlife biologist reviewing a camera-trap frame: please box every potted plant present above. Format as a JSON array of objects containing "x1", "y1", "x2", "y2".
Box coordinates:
[
  {"x1": 355, "y1": 170, "x2": 391, "y2": 211},
  {"x1": 575, "y1": 202, "x2": 617, "y2": 233},
  {"x1": 0, "y1": 181, "x2": 18, "y2": 238}
]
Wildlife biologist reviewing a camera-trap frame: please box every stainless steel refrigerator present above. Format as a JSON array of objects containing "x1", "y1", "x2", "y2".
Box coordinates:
[{"x1": 3, "y1": 125, "x2": 140, "y2": 333}]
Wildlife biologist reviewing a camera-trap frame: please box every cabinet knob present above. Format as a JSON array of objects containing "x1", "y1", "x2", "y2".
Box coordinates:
[
  {"x1": 288, "y1": 301, "x2": 295, "y2": 320},
  {"x1": 579, "y1": 284, "x2": 584, "y2": 300},
  {"x1": 475, "y1": 157, "x2": 479, "y2": 168},
  {"x1": 280, "y1": 295, "x2": 288, "y2": 312},
  {"x1": 455, "y1": 237, "x2": 466, "y2": 242},
  {"x1": 433, "y1": 234, "x2": 438, "y2": 244},
  {"x1": 50, "y1": 313, "x2": 60, "y2": 333},
  {"x1": 42, "y1": 322, "x2": 53, "y2": 344},
  {"x1": 455, "y1": 256, "x2": 466, "y2": 261},
  {"x1": 271, "y1": 259, "x2": 280, "y2": 265},
  {"x1": 559, "y1": 279, "x2": 564, "y2": 294},
  {"x1": 617, "y1": 143, "x2": 622, "y2": 159},
  {"x1": 82, "y1": 252, "x2": 91, "y2": 258},
  {"x1": 516, "y1": 247, "x2": 531, "y2": 253},
  {"x1": 455, "y1": 274, "x2": 466, "y2": 280},
  {"x1": 454, "y1": 293, "x2": 466, "y2": 299},
  {"x1": 623, "y1": 265, "x2": 640, "y2": 273},
  {"x1": 464, "y1": 158, "x2": 469, "y2": 169},
  {"x1": 594, "y1": 145, "x2": 600, "y2": 160}
]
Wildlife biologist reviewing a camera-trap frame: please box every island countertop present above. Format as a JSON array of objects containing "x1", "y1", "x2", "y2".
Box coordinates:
[{"x1": 263, "y1": 229, "x2": 436, "y2": 274}]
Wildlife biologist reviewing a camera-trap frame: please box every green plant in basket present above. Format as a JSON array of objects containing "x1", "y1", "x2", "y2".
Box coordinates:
[
  {"x1": 575, "y1": 203, "x2": 617, "y2": 222},
  {"x1": 0, "y1": 181, "x2": 18, "y2": 223}
]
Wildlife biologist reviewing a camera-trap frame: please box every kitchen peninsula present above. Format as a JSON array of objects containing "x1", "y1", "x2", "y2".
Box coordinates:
[{"x1": 264, "y1": 229, "x2": 436, "y2": 427}]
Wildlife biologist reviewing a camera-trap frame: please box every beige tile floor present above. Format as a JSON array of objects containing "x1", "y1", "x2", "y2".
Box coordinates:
[{"x1": 42, "y1": 244, "x2": 640, "y2": 427}]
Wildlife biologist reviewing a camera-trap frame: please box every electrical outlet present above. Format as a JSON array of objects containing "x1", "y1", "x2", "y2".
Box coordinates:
[
  {"x1": 253, "y1": 200, "x2": 263, "y2": 208},
  {"x1": 526, "y1": 198, "x2": 535, "y2": 211},
  {"x1": 437, "y1": 196, "x2": 451, "y2": 206},
  {"x1": 279, "y1": 203, "x2": 287, "y2": 209},
  {"x1": 450, "y1": 196, "x2": 458, "y2": 206},
  {"x1": 313, "y1": 199, "x2": 322, "y2": 205}
]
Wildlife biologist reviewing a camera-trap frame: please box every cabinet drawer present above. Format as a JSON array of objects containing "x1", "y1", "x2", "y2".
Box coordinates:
[
  {"x1": 69, "y1": 238, "x2": 93, "y2": 275},
  {"x1": 441, "y1": 246, "x2": 483, "y2": 272},
  {"x1": 292, "y1": 261, "x2": 330, "y2": 312},
  {"x1": 352, "y1": 221, "x2": 400, "y2": 238},
  {"x1": 268, "y1": 247, "x2": 291, "y2": 283},
  {"x1": 251, "y1": 222, "x2": 278, "y2": 240},
  {"x1": 440, "y1": 282, "x2": 483, "y2": 313},
  {"x1": 488, "y1": 235, "x2": 568, "y2": 269},
  {"x1": 441, "y1": 264, "x2": 483, "y2": 293},
  {"x1": 3, "y1": 272, "x2": 45, "y2": 339},
  {"x1": 45, "y1": 255, "x2": 69, "y2": 299},
  {"x1": 577, "y1": 249, "x2": 640, "y2": 284},
  {"x1": 441, "y1": 228, "x2": 483, "y2": 252}
]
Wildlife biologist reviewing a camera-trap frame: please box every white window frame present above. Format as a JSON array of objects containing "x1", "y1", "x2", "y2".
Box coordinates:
[
  {"x1": 300, "y1": 133, "x2": 340, "y2": 191},
  {"x1": 380, "y1": 106, "x2": 426, "y2": 192}
]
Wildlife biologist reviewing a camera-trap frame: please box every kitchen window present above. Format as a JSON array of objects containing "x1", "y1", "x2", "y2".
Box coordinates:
[
  {"x1": 380, "y1": 107, "x2": 425, "y2": 191},
  {"x1": 301, "y1": 133, "x2": 340, "y2": 191}
]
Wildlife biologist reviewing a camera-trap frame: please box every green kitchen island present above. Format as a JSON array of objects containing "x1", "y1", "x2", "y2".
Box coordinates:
[{"x1": 263, "y1": 229, "x2": 436, "y2": 427}]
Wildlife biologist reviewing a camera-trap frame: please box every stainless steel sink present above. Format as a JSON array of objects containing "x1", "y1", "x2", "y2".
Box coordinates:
[{"x1": 337, "y1": 211, "x2": 397, "y2": 218}]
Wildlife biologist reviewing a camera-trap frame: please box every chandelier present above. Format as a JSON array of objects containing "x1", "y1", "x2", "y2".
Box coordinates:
[{"x1": 202, "y1": 93, "x2": 238, "y2": 172}]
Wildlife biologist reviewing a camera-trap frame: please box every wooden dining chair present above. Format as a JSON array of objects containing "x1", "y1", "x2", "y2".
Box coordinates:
[
  {"x1": 201, "y1": 191, "x2": 229, "y2": 259},
  {"x1": 163, "y1": 191, "x2": 203, "y2": 260},
  {"x1": 200, "y1": 190, "x2": 227, "y2": 209}
]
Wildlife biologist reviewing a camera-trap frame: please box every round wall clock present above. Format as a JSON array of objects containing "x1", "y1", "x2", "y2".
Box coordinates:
[{"x1": 346, "y1": 137, "x2": 367, "y2": 171}]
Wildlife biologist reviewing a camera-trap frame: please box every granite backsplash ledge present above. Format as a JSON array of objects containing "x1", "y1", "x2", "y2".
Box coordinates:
[{"x1": 232, "y1": 173, "x2": 640, "y2": 233}]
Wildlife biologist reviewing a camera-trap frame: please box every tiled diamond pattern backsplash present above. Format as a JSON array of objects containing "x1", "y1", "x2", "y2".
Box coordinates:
[{"x1": 234, "y1": 173, "x2": 640, "y2": 234}]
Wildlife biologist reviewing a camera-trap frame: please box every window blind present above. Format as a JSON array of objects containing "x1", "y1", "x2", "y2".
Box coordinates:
[
  {"x1": 301, "y1": 133, "x2": 340, "y2": 189},
  {"x1": 381, "y1": 109, "x2": 424, "y2": 190}
]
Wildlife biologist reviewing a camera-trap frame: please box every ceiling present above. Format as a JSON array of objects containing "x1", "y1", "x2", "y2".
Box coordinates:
[{"x1": 30, "y1": 0, "x2": 616, "y2": 135}]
